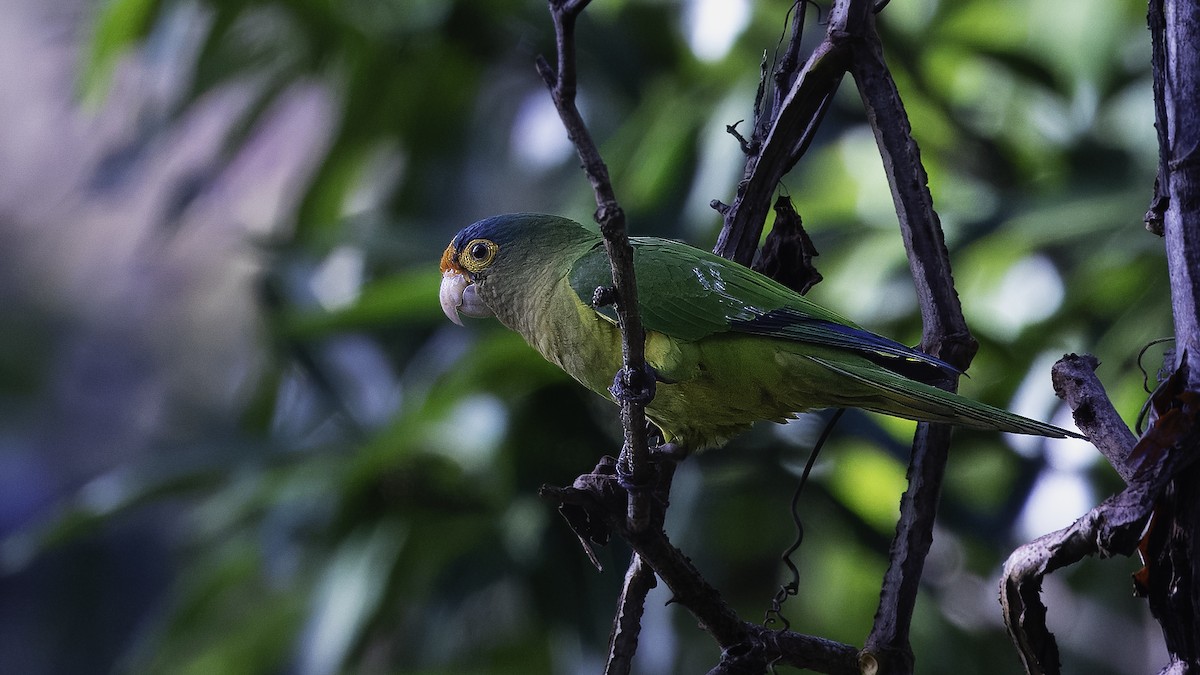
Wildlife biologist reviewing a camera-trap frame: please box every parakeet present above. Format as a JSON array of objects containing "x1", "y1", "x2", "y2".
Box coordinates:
[{"x1": 439, "y1": 213, "x2": 1077, "y2": 449}]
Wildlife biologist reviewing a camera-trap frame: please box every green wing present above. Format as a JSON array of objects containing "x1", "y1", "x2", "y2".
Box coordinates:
[{"x1": 567, "y1": 238, "x2": 956, "y2": 375}]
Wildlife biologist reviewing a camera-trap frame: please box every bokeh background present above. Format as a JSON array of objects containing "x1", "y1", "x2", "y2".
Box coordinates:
[{"x1": 0, "y1": 0, "x2": 1172, "y2": 673}]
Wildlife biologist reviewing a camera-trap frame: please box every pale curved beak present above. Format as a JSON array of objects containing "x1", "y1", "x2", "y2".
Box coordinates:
[{"x1": 440, "y1": 270, "x2": 493, "y2": 325}]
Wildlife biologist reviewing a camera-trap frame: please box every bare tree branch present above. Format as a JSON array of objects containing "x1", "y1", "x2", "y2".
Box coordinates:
[
  {"x1": 1135, "y1": 2, "x2": 1200, "y2": 668},
  {"x1": 1000, "y1": 352, "x2": 1141, "y2": 674},
  {"x1": 536, "y1": 0, "x2": 655, "y2": 531},
  {"x1": 1002, "y1": 357, "x2": 1200, "y2": 674},
  {"x1": 604, "y1": 554, "x2": 656, "y2": 675},
  {"x1": 536, "y1": 6, "x2": 672, "y2": 672},
  {"x1": 712, "y1": 24, "x2": 849, "y2": 265},
  {"x1": 850, "y1": 23, "x2": 972, "y2": 362},
  {"x1": 847, "y1": 10, "x2": 976, "y2": 672},
  {"x1": 540, "y1": 461, "x2": 861, "y2": 675},
  {"x1": 1051, "y1": 354, "x2": 1139, "y2": 481},
  {"x1": 1159, "y1": 1, "x2": 1200, "y2": 384},
  {"x1": 1001, "y1": 486, "x2": 1155, "y2": 675}
]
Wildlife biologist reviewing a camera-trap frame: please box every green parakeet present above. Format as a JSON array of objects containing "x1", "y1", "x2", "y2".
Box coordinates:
[{"x1": 439, "y1": 213, "x2": 1077, "y2": 449}]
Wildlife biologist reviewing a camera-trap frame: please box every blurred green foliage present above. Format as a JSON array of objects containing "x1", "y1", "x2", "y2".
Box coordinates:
[{"x1": 1, "y1": 0, "x2": 1173, "y2": 673}]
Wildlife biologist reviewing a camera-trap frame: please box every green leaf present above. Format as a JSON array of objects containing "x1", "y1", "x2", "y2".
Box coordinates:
[
  {"x1": 280, "y1": 269, "x2": 441, "y2": 337},
  {"x1": 81, "y1": 0, "x2": 162, "y2": 105}
]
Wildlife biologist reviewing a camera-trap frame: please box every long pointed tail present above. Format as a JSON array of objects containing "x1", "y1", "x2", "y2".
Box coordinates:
[{"x1": 806, "y1": 355, "x2": 1083, "y2": 439}]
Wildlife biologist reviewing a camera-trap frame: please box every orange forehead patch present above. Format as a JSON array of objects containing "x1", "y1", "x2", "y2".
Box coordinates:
[{"x1": 440, "y1": 244, "x2": 461, "y2": 274}]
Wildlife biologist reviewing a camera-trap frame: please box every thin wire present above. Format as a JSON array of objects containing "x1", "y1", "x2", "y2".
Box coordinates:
[
  {"x1": 1136, "y1": 337, "x2": 1175, "y2": 434},
  {"x1": 1138, "y1": 337, "x2": 1175, "y2": 394},
  {"x1": 764, "y1": 407, "x2": 846, "y2": 631},
  {"x1": 776, "y1": 1, "x2": 802, "y2": 48},
  {"x1": 770, "y1": 1, "x2": 821, "y2": 74}
]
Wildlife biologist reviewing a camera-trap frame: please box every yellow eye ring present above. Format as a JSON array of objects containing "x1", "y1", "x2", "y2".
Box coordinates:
[{"x1": 460, "y1": 238, "x2": 499, "y2": 272}]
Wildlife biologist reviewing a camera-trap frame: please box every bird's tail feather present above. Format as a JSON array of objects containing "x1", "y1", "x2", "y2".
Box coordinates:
[{"x1": 805, "y1": 355, "x2": 1082, "y2": 439}]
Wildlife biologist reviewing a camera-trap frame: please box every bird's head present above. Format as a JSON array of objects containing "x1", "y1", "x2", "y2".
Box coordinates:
[{"x1": 439, "y1": 213, "x2": 592, "y2": 326}]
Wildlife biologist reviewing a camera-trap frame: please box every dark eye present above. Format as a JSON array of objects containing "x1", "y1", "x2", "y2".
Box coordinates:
[{"x1": 460, "y1": 239, "x2": 498, "y2": 271}]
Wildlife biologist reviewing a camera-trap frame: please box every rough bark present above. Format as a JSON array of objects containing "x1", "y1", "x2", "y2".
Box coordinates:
[
  {"x1": 1141, "y1": 0, "x2": 1200, "y2": 668},
  {"x1": 1000, "y1": 3, "x2": 1200, "y2": 672}
]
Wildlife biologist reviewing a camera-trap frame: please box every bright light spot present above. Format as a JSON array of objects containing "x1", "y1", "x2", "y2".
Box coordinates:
[
  {"x1": 311, "y1": 245, "x2": 363, "y2": 311},
  {"x1": 79, "y1": 471, "x2": 130, "y2": 514},
  {"x1": 1044, "y1": 426, "x2": 1096, "y2": 472},
  {"x1": 683, "y1": 87, "x2": 756, "y2": 232},
  {"x1": 1004, "y1": 352, "x2": 1082, "y2": 458},
  {"x1": 510, "y1": 92, "x2": 574, "y2": 171},
  {"x1": 636, "y1": 578, "x2": 681, "y2": 671},
  {"x1": 838, "y1": 128, "x2": 897, "y2": 228},
  {"x1": 501, "y1": 498, "x2": 547, "y2": 564},
  {"x1": 973, "y1": 255, "x2": 1064, "y2": 340},
  {"x1": 344, "y1": 143, "x2": 405, "y2": 217},
  {"x1": 1018, "y1": 470, "x2": 1094, "y2": 541},
  {"x1": 684, "y1": 0, "x2": 750, "y2": 62},
  {"x1": 436, "y1": 395, "x2": 507, "y2": 470},
  {"x1": 299, "y1": 523, "x2": 407, "y2": 675}
]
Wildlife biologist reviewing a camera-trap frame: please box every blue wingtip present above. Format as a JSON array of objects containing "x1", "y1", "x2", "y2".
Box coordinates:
[{"x1": 734, "y1": 308, "x2": 963, "y2": 379}]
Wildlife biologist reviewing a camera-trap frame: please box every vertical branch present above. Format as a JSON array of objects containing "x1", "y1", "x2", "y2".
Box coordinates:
[
  {"x1": 849, "y1": 21, "x2": 972, "y2": 361},
  {"x1": 1146, "y1": 0, "x2": 1171, "y2": 235},
  {"x1": 712, "y1": 1, "x2": 973, "y2": 670},
  {"x1": 1160, "y1": 0, "x2": 1200, "y2": 379},
  {"x1": 1141, "y1": 1, "x2": 1200, "y2": 669},
  {"x1": 536, "y1": 0, "x2": 654, "y2": 524},
  {"x1": 850, "y1": 10, "x2": 976, "y2": 673},
  {"x1": 536, "y1": 3, "x2": 663, "y2": 673}
]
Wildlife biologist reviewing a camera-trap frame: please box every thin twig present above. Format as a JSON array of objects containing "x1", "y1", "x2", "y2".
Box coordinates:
[
  {"x1": 537, "y1": 5, "x2": 669, "y2": 672},
  {"x1": 604, "y1": 553, "x2": 656, "y2": 675},
  {"x1": 712, "y1": 32, "x2": 849, "y2": 265},
  {"x1": 537, "y1": 0, "x2": 655, "y2": 530}
]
